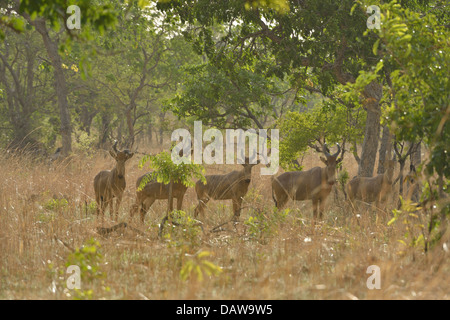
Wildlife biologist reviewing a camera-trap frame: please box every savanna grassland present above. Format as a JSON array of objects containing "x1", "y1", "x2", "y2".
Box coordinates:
[{"x1": 1, "y1": 145, "x2": 448, "y2": 300}]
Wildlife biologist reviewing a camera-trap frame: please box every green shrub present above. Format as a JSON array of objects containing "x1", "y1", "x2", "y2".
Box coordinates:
[
  {"x1": 162, "y1": 210, "x2": 203, "y2": 248},
  {"x1": 65, "y1": 238, "x2": 108, "y2": 299},
  {"x1": 244, "y1": 208, "x2": 290, "y2": 243},
  {"x1": 44, "y1": 198, "x2": 68, "y2": 211},
  {"x1": 180, "y1": 250, "x2": 222, "y2": 282}
]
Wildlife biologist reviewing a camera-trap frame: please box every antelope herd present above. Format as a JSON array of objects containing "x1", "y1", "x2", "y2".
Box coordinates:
[{"x1": 94, "y1": 141, "x2": 407, "y2": 224}]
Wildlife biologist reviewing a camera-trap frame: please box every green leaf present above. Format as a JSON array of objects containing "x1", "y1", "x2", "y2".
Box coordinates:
[
  {"x1": 387, "y1": 217, "x2": 397, "y2": 226},
  {"x1": 373, "y1": 39, "x2": 380, "y2": 56}
]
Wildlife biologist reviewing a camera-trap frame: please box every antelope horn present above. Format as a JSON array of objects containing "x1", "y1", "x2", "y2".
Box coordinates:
[
  {"x1": 323, "y1": 143, "x2": 331, "y2": 157},
  {"x1": 333, "y1": 143, "x2": 341, "y2": 158},
  {"x1": 323, "y1": 143, "x2": 341, "y2": 158},
  {"x1": 112, "y1": 140, "x2": 119, "y2": 153}
]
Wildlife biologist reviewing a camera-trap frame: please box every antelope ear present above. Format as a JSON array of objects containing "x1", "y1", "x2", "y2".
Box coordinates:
[
  {"x1": 127, "y1": 152, "x2": 134, "y2": 160},
  {"x1": 336, "y1": 158, "x2": 343, "y2": 164},
  {"x1": 109, "y1": 150, "x2": 117, "y2": 159},
  {"x1": 320, "y1": 156, "x2": 327, "y2": 164}
]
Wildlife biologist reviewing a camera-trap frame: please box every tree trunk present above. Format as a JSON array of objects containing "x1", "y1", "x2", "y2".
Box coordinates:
[
  {"x1": 117, "y1": 117, "x2": 123, "y2": 143},
  {"x1": 159, "y1": 112, "x2": 165, "y2": 145},
  {"x1": 398, "y1": 158, "x2": 406, "y2": 197},
  {"x1": 125, "y1": 105, "x2": 135, "y2": 148},
  {"x1": 411, "y1": 142, "x2": 421, "y2": 167},
  {"x1": 148, "y1": 126, "x2": 153, "y2": 144},
  {"x1": 167, "y1": 180, "x2": 174, "y2": 213},
  {"x1": 409, "y1": 142, "x2": 421, "y2": 202},
  {"x1": 99, "y1": 112, "x2": 110, "y2": 149},
  {"x1": 159, "y1": 179, "x2": 174, "y2": 238},
  {"x1": 32, "y1": 19, "x2": 72, "y2": 156},
  {"x1": 358, "y1": 81, "x2": 383, "y2": 177},
  {"x1": 76, "y1": 105, "x2": 97, "y2": 136},
  {"x1": 377, "y1": 125, "x2": 392, "y2": 174}
]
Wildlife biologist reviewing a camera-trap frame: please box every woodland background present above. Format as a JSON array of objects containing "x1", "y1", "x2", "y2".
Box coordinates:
[{"x1": 0, "y1": 0, "x2": 448, "y2": 300}]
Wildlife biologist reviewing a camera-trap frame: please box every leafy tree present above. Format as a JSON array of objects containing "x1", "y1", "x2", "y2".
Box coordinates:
[
  {"x1": 361, "y1": 0, "x2": 449, "y2": 179},
  {"x1": 0, "y1": 27, "x2": 43, "y2": 147},
  {"x1": 89, "y1": 2, "x2": 202, "y2": 148},
  {"x1": 156, "y1": 0, "x2": 388, "y2": 176},
  {"x1": 157, "y1": 0, "x2": 448, "y2": 179},
  {"x1": 170, "y1": 62, "x2": 284, "y2": 130},
  {"x1": 349, "y1": 0, "x2": 449, "y2": 247},
  {"x1": 1, "y1": 0, "x2": 118, "y2": 155},
  {"x1": 278, "y1": 96, "x2": 365, "y2": 169},
  {"x1": 138, "y1": 150, "x2": 205, "y2": 234}
]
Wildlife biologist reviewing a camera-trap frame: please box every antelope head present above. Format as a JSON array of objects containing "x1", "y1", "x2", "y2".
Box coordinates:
[
  {"x1": 320, "y1": 143, "x2": 342, "y2": 185},
  {"x1": 109, "y1": 141, "x2": 134, "y2": 178}
]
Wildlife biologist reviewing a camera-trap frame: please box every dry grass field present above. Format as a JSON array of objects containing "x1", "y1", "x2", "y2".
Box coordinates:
[{"x1": 0, "y1": 145, "x2": 448, "y2": 300}]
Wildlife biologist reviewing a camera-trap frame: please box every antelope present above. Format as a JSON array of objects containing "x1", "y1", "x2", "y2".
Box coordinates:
[
  {"x1": 94, "y1": 141, "x2": 134, "y2": 220},
  {"x1": 194, "y1": 157, "x2": 259, "y2": 220},
  {"x1": 271, "y1": 144, "x2": 341, "y2": 218},
  {"x1": 130, "y1": 172, "x2": 188, "y2": 223},
  {"x1": 404, "y1": 164, "x2": 420, "y2": 203},
  {"x1": 346, "y1": 158, "x2": 396, "y2": 209},
  {"x1": 49, "y1": 147, "x2": 62, "y2": 162}
]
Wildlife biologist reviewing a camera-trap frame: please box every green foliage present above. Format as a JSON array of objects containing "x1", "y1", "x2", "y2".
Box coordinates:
[
  {"x1": 341, "y1": 60, "x2": 385, "y2": 102},
  {"x1": 73, "y1": 129, "x2": 97, "y2": 157},
  {"x1": 0, "y1": 14, "x2": 25, "y2": 40},
  {"x1": 278, "y1": 99, "x2": 364, "y2": 168},
  {"x1": 66, "y1": 238, "x2": 105, "y2": 282},
  {"x1": 388, "y1": 197, "x2": 426, "y2": 253},
  {"x1": 338, "y1": 168, "x2": 349, "y2": 187},
  {"x1": 180, "y1": 250, "x2": 222, "y2": 282},
  {"x1": 158, "y1": 0, "x2": 378, "y2": 136},
  {"x1": 338, "y1": 168, "x2": 350, "y2": 196},
  {"x1": 138, "y1": 151, "x2": 205, "y2": 190},
  {"x1": 44, "y1": 198, "x2": 68, "y2": 212},
  {"x1": 161, "y1": 210, "x2": 203, "y2": 248},
  {"x1": 244, "y1": 207, "x2": 289, "y2": 243},
  {"x1": 157, "y1": 0, "x2": 376, "y2": 91},
  {"x1": 170, "y1": 61, "x2": 283, "y2": 129},
  {"x1": 83, "y1": 200, "x2": 98, "y2": 216},
  {"x1": 18, "y1": 0, "x2": 117, "y2": 37},
  {"x1": 65, "y1": 238, "x2": 108, "y2": 299},
  {"x1": 244, "y1": 0, "x2": 290, "y2": 13},
  {"x1": 361, "y1": 0, "x2": 450, "y2": 178},
  {"x1": 90, "y1": 2, "x2": 199, "y2": 145}
]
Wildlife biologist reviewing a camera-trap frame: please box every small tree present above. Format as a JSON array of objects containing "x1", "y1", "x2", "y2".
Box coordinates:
[{"x1": 138, "y1": 151, "x2": 206, "y2": 236}]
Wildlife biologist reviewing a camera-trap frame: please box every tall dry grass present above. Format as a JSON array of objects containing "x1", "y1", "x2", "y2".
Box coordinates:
[{"x1": 0, "y1": 147, "x2": 448, "y2": 300}]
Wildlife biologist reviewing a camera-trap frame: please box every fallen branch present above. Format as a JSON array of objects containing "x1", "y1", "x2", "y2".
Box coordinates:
[
  {"x1": 97, "y1": 222, "x2": 147, "y2": 237},
  {"x1": 158, "y1": 215, "x2": 205, "y2": 237},
  {"x1": 210, "y1": 219, "x2": 241, "y2": 233},
  {"x1": 53, "y1": 235, "x2": 75, "y2": 252}
]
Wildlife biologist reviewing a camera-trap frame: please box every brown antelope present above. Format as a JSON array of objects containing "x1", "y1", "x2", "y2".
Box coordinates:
[
  {"x1": 49, "y1": 147, "x2": 62, "y2": 163},
  {"x1": 130, "y1": 172, "x2": 188, "y2": 223},
  {"x1": 272, "y1": 144, "x2": 341, "y2": 218},
  {"x1": 404, "y1": 164, "x2": 420, "y2": 203},
  {"x1": 94, "y1": 141, "x2": 134, "y2": 220},
  {"x1": 194, "y1": 157, "x2": 259, "y2": 220},
  {"x1": 346, "y1": 158, "x2": 396, "y2": 209}
]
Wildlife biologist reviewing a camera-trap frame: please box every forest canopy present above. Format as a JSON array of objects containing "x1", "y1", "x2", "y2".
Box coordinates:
[{"x1": 0, "y1": 0, "x2": 448, "y2": 181}]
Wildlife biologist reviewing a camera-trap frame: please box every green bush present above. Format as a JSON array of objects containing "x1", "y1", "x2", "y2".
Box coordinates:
[
  {"x1": 44, "y1": 198, "x2": 68, "y2": 211},
  {"x1": 244, "y1": 208, "x2": 290, "y2": 243},
  {"x1": 162, "y1": 210, "x2": 203, "y2": 248}
]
